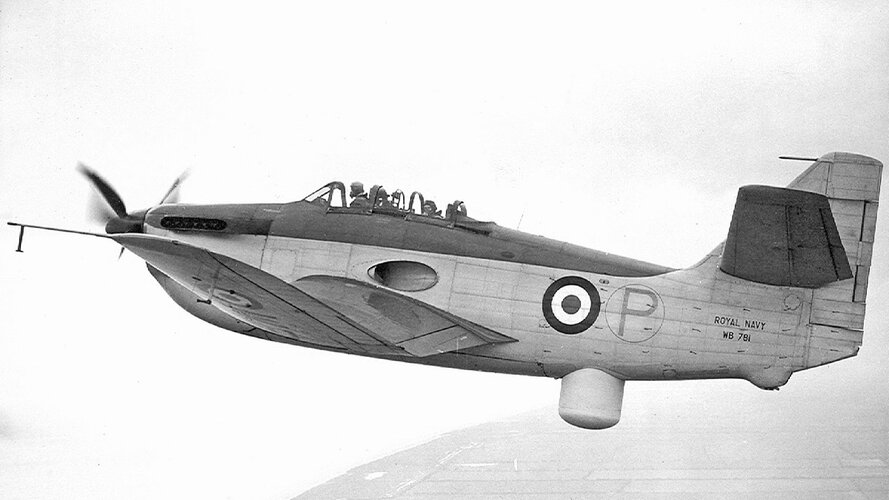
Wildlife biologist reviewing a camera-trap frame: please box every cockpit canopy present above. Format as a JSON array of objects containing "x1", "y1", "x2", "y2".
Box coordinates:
[{"x1": 302, "y1": 181, "x2": 470, "y2": 221}]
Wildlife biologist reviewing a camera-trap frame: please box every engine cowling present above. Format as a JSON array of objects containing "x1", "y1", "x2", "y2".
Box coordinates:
[{"x1": 558, "y1": 368, "x2": 625, "y2": 429}]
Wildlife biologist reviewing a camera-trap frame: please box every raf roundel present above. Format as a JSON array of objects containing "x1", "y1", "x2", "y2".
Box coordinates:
[{"x1": 542, "y1": 276, "x2": 602, "y2": 334}]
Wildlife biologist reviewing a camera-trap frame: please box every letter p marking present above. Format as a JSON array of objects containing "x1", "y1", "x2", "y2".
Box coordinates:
[{"x1": 617, "y1": 287, "x2": 659, "y2": 337}]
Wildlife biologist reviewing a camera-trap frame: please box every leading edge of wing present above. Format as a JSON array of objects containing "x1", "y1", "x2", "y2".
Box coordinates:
[{"x1": 112, "y1": 234, "x2": 515, "y2": 357}]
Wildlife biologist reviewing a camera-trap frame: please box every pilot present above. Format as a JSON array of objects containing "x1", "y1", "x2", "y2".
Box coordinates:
[
  {"x1": 349, "y1": 182, "x2": 370, "y2": 208},
  {"x1": 422, "y1": 200, "x2": 441, "y2": 218}
]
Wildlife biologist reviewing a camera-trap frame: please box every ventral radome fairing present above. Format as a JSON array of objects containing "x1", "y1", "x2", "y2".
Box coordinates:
[{"x1": 8, "y1": 152, "x2": 882, "y2": 429}]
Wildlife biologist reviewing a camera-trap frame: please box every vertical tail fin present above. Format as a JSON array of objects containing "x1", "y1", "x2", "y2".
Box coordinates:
[{"x1": 787, "y1": 152, "x2": 882, "y2": 331}]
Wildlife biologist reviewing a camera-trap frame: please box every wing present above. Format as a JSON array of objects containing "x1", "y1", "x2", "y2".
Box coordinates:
[
  {"x1": 719, "y1": 185, "x2": 852, "y2": 288},
  {"x1": 294, "y1": 275, "x2": 514, "y2": 356},
  {"x1": 114, "y1": 234, "x2": 515, "y2": 356}
]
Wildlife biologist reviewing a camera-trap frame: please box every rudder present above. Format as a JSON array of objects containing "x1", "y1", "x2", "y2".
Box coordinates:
[{"x1": 787, "y1": 152, "x2": 882, "y2": 331}]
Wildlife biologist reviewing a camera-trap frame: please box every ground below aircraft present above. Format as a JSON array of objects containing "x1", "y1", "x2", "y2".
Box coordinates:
[{"x1": 9, "y1": 152, "x2": 882, "y2": 429}]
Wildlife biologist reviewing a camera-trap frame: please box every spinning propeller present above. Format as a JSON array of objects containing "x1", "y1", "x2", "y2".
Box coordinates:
[{"x1": 78, "y1": 163, "x2": 188, "y2": 234}]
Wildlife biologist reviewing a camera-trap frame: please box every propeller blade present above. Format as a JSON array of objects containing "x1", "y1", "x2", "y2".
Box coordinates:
[
  {"x1": 159, "y1": 169, "x2": 190, "y2": 205},
  {"x1": 87, "y1": 190, "x2": 117, "y2": 224},
  {"x1": 77, "y1": 163, "x2": 128, "y2": 218}
]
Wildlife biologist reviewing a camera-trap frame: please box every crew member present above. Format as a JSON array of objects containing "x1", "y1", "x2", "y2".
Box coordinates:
[
  {"x1": 349, "y1": 182, "x2": 370, "y2": 208},
  {"x1": 375, "y1": 187, "x2": 394, "y2": 209},
  {"x1": 422, "y1": 200, "x2": 441, "y2": 217}
]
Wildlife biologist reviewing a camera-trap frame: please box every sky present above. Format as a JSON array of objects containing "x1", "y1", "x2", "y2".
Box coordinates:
[{"x1": 1, "y1": 1, "x2": 888, "y2": 499}]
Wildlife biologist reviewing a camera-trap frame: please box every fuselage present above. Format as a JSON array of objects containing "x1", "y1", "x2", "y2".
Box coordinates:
[{"x1": 139, "y1": 197, "x2": 860, "y2": 389}]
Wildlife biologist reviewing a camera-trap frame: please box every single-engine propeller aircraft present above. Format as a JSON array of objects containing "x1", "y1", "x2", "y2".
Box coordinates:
[{"x1": 8, "y1": 152, "x2": 882, "y2": 429}]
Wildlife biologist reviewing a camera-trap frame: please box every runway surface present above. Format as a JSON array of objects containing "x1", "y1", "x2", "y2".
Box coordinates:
[{"x1": 296, "y1": 375, "x2": 888, "y2": 500}]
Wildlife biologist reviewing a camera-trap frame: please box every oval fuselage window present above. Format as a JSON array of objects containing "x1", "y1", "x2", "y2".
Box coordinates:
[{"x1": 368, "y1": 261, "x2": 438, "y2": 292}]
